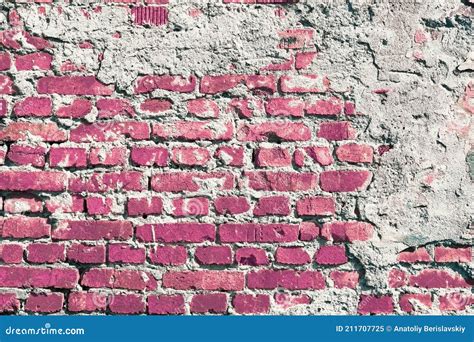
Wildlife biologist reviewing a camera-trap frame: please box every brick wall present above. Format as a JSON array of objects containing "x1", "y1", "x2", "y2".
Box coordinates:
[{"x1": 0, "y1": 0, "x2": 472, "y2": 315}]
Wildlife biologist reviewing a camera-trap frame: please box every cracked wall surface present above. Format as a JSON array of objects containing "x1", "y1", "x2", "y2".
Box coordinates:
[{"x1": 0, "y1": 0, "x2": 472, "y2": 315}]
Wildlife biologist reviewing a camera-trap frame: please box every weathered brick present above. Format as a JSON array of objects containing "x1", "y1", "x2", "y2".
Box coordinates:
[
  {"x1": 67, "y1": 244, "x2": 106, "y2": 264},
  {"x1": 246, "y1": 171, "x2": 317, "y2": 191},
  {"x1": 53, "y1": 220, "x2": 133, "y2": 241},
  {"x1": 135, "y1": 75, "x2": 196, "y2": 94},
  {"x1": 358, "y1": 295, "x2": 393, "y2": 315},
  {"x1": 191, "y1": 293, "x2": 227, "y2": 314},
  {"x1": 14, "y1": 97, "x2": 52, "y2": 117},
  {"x1": 163, "y1": 271, "x2": 244, "y2": 291},
  {"x1": 0, "y1": 266, "x2": 78, "y2": 288},
  {"x1": 321, "y1": 221, "x2": 374, "y2": 242},
  {"x1": 247, "y1": 270, "x2": 325, "y2": 290},
  {"x1": 275, "y1": 247, "x2": 310, "y2": 265},
  {"x1": 1, "y1": 216, "x2": 50, "y2": 239},
  {"x1": 253, "y1": 195, "x2": 290, "y2": 216},
  {"x1": 149, "y1": 246, "x2": 187, "y2": 265},
  {"x1": 25, "y1": 293, "x2": 63, "y2": 313},
  {"x1": 315, "y1": 245, "x2": 348, "y2": 265},
  {"x1": 148, "y1": 295, "x2": 185, "y2": 315},
  {"x1": 255, "y1": 147, "x2": 291, "y2": 167},
  {"x1": 214, "y1": 196, "x2": 250, "y2": 215},
  {"x1": 108, "y1": 244, "x2": 146, "y2": 264},
  {"x1": 233, "y1": 294, "x2": 270, "y2": 314},
  {"x1": 195, "y1": 246, "x2": 232, "y2": 265},
  {"x1": 15, "y1": 52, "x2": 52, "y2": 70},
  {"x1": 152, "y1": 172, "x2": 234, "y2": 192},
  {"x1": 296, "y1": 196, "x2": 335, "y2": 216},
  {"x1": 37, "y1": 76, "x2": 113, "y2": 95},
  {"x1": 235, "y1": 247, "x2": 269, "y2": 266},
  {"x1": 136, "y1": 223, "x2": 215, "y2": 243},
  {"x1": 237, "y1": 122, "x2": 311, "y2": 142},
  {"x1": 320, "y1": 170, "x2": 372, "y2": 192},
  {"x1": 219, "y1": 223, "x2": 298, "y2": 243},
  {"x1": 434, "y1": 246, "x2": 472, "y2": 263},
  {"x1": 27, "y1": 243, "x2": 65, "y2": 263}
]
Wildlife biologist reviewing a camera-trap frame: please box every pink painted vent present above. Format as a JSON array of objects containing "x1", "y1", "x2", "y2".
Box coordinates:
[{"x1": 132, "y1": 6, "x2": 168, "y2": 26}]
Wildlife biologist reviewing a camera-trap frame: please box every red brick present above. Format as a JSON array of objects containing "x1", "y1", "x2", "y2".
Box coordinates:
[
  {"x1": 37, "y1": 76, "x2": 113, "y2": 95},
  {"x1": 86, "y1": 196, "x2": 113, "y2": 215},
  {"x1": 131, "y1": 146, "x2": 168, "y2": 166},
  {"x1": 296, "y1": 196, "x2": 335, "y2": 216},
  {"x1": 358, "y1": 295, "x2": 393, "y2": 314},
  {"x1": 320, "y1": 170, "x2": 372, "y2": 192},
  {"x1": 275, "y1": 247, "x2": 310, "y2": 265},
  {"x1": 219, "y1": 223, "x2": 298, "y2": 243},
  {"x1": 191, "y1": 293, "x2": 227, "y2": 314},
  {"x1": 127, "y1": 197, "x2": 163, "y2": 216},
  {"x1": 399, "y1": 293, "x2": 432, "y2": 313},
  {"x1": 280, "y1": 74, "x2": 328, "y2": 93},
  {"x1": 0, "y1": 99, "x2": 7, "y2": 117},
  {"x1": 235, "y1": 247, "x2": 269, "y2": 266},
  {"x1": 172, "y1": 197, "x2": 209, "y2": 217},
  {"x1": 109, "y1": 294, "x2": 145, "y2": 314},
  {"x1": 45, "y1": 195, "x2": 84, "y2": 214},
  {"x1": 68, "y1": 171, "x2": 145, "y2": 193},
  {"x1": 299, "y1": 222, "x2": 319, "y2": 241},
  {"x1": 245, "y1": 75, "x2": 276, "y2": 94},
  {"x1": 409, "y1": 269, "x2": 472, "y2": 288},
  {"x1": 0, "y1": 293, "x2": 20, "y2": 313},
  {"x1": 274, "y1": 293, "x2": 311, "y2": 309},
  {"x1": 15, "y1": 52, "x2": 52, "y2": 70},
  {"x1": 68, "y1": 292, "x2": 107, "y2": 312},
  {"x1": 246, "y1": 171, "x2": 317, "y2": 191},
  {"x1": 136, "y1": 223, "x2": 215, "y2": 243},
  {"x1": 227, "y1": 98, "x2": 261, "y2": 118},
  {"x1": 135, "y1": 75, "x2": 196, "y2": 94},
  {"x1": 7, "y1": 144, "x2": 46, "y2": 167},
  {"x1": 315, "y1": 245, "x2": 347, "y2": 265},
  {"x1": 0, "y1": 171, "x2": 65, "y2": 192},
  {"x1": 336, "y1": 143, "x2": 373, "y2": 163},
  {"x1": 237, "y1": 122, "x2": 311, "y2": 141},
  {"x1": 81, "y1": 268, "x2": 156, "y2": 290},
  {"x1": 70, "y1": 122, "x2": 150, "y2": 142},
  {"x1": 305, "y1": 97, "x2": 342, "y2": 115},
  {"x1": 0, "y1": 122, "x2": 66, "y2": 142},
  {"x1": 214, "y1": 196, "x2": 250, "y2": 215},
  {"x1": 0, "y1": 75, "x2": 14, "y2": 94},
  {"x1": 27, "y1": 243, "x2": 65, "y2": 263},
  {"x1": 196, "y1": 246, "x2": 232, "y2": 265},
  {"x1": 49, "y1": 147, "x2": 87, "y2": 168},
  {"x1": 163, "y1": 271, "x2": 245, "y2": 291},
  {"x1": 215, "y1": 146, "x2": 244, "y2": 166},
  {"x1": 53, "y1": 220, "x2": 133, "y2": 241},
  {"x1": 439, "y1": 293, "x2": 473, "y2": 311},
  {"x1": 388, "y1": 269, "x2": 408, "y2": 288},
  {"x1": 152, "y1": 172, "x2": 234, "y2": 192},
  {"x1": 0, "y1": 52, "x2": 11, "y2": 70},
  {"x1": 233, "y1": 294, "x2": 270, "y2": 314},
  {"x1": 330, "y1": 271, "x2": 359, "y2": 289},
  {"x1": 187, "y1": 99, "x2": 220, "y2": 118},
  {"x1": 253, "y1": 195, "x2": 290, "y2": 216},
  {"x1": 140, "y1": 99, "x2": 173, "y2": 113},
  {"x1": 295, "y1": 51, "x2": 316, "y2": 69},
  {"x1": 25, "y1": 293, "x2": 63, "y2": 313},
  {"x1": 108, "y1": 244, "x2": 146, "y2": 264},
  {"x1": 265, "y1": 98, "x2": 304, "y2": 117},
  {"x1": 13, "y1": 97, "x2": 51, "y2": 117},
  {"x1": 56, "y1": 98, "x2": 92, "y2": 118},
  {"x1": 303, "y1": 146, "x2": 334, "y2": 166},
  {"x1": 321, "y1": 221, "x2": 374, "y2": 242},
  {"x1": 89, "y1": 147, "x2": 126, "y2": 166},
  {"x1": 4, "y1": 196, "x2": 42, "y2": 213},
  {"x1": 171, "y1": 147, "x2": 210, "y2": 166},
  {"x1": 200, "y1": 75, "x2": 244, "y2": 94},
  {"x1": 1, "y1": 216, "x2": 50, "y2": 238},
  {"x1": 318, "y1": 121, "x2": 356, "y2": 141},
  {"x1": 148, "y1": 295, "x2": 185, "y2": 315},
  {"x1": 149, "y1": 246, "x2": 187, "y2": 266},
  {"x1": 0, "y1": 266, "x2": 78, "y2": 288},
  {"x1": 397, "y1": 248, "x2": 431, "y2": 263},
  {"x1": 434, "y1": 246, "x2": 471, "y2": 263},
  {"x1": 153, "y1": 121, "x2": 233, "y2": 141},
  {"x1": 0, "y1": 244, "x2": 23, "y2": 264},
  {"x1": 96, "y1": 98, "x2": 135, "y2": 118},
  {"x1": 247, "y1": 270, "x2": 325, "y2": 290},
  {"x1": 255, "y1": 147, "x2": 291, "y2": 167},
  {"x1": 67, "y1": 244, "x2": 106, "y2": 264}
]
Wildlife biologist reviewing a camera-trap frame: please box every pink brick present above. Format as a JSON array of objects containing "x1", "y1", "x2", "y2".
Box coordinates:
[
  {"x1": 151, "y1": 172, "x2": 234, "y2": 192},
  {"x1": 399, "y1": 293, "x2": 432, "y2": 313},
  {"x1": 67, "y1": 244, "x2": 106, "y2": 264},
  {"x1": 140, "y1": 99, "x2": 173, "y2": 113},
  {"x1": 320, "y1": 170, "x2": 372, "y2": 192},
  {"x1": 265, "y1": 98, "x2": 304, "y2": 117},
  {"x1": 131, "y1": 146, "x2": 168, "y2": 166},
  {"x1": 37, "y1": 76, "x2": 113, "y2": 95},
  {"x1": 25, "y1": 293, "x2": 63, "y2": 313},
  {"x1": 330, "y1": 271, "x2": 359, "y2": 289},
  {"x1": 200, "y1": 75, "x2": 244, "y2": 94},
  {"x1": 237, "y1": 122, "x2": 311, "y2": 142},
  {"x1": 318, "y1": 121, "x2": 356, "y2": 140},
  {"x1": 299, "y1": 222, "x2": 319, "y2": 241},
  {"x1": 0, "y1": 75, "x2": 14, "y2": 94},
  {"x1": 4, "y1": 196, "x2": 43, "y2": 213},
  {"x1": 187, "y1": 99, "x2": 220, "y2": 118},
  {"x1": 0, "y1": 266, "x2": 78, "y2": 289},
  {"x1": 148, "y1": 295, "x2": 185, "y2": 315},
  {"x1": 13, "y1": 97, "x2": 51, "y2": 117},
  {"x1": 214, "y1": 146, "x2": 244, "y2": 166},
  {"x1": 53, "y1": 220, "x2": 133, "y2": 241},
  {"x1": 27, "y1": 243, "x2": 65, "y2": 263},
  {"x1": 68, "y1": 292, "x2": 107, "y2": 312},
  {"x1": 278, "y1": 29, "x2": 314, "y2": 49},
  {"x1": 261, "y1": 56, "x2": 294, "y2": 71},
  {"x1": 253, "y1": 196, "x2": 290, "y2": 216},
  {"x1": 127, "y1": 197, "x2": 163, "y2": 216},
  {"x1": 439, "y1": 293, "x2": 473, "y2": 311},
  {"x1": 397, "y1": 248, "x2": 432, "y2": 263},
  {"x1": 0, "y1": 122, "x2": 67, "y2": 142},
  {"x1": 1, "y1": 216, "x2": 50, "y2": 238},
  {"x1": 358, "y1": 295, "x2": 393, "y2": 314},
  {"x1": 274, "y1": 293, "x2": 311, "y2": 309},
  {"x1": 45, "y1": 195, "x2": 84, "y2": 214},
  {"x1": 7, "y1": 144, "x2": 46, "y2": 167},
  {"x1": 108, "y1": 244, "x2": 146, "y2": 264},
  {"x1": 306, "y1": 97, "x2": 342, "y2": 115},
  {"x1": 296, "y1": 196, "x2": 335, "y2": 216},
  {"x1": 409, "y1": 269, "x2": 472, "y2": 288},
  {"x1": 56, "y1": 98, "x2": 92, "y2": 118},
  {"x1": 246, "y1": 75, "x2": 276, "y2": 94},
  {"x1": 235, "y1": 247, "x2": 269, "y2": 266},
  {"x1": 0, "y1": 99, "x2": 7, "y2": 117},
  {"x1": 315, "y1": 245, "x2": 347, "y2": 265},
  {"x1": 70, "y1": 122, "x2": 150, "y2": 142},
  {"x1": 0, "y1": 244, "x2": 23, "y2": 264},
  {"x1": 149, "y1": 246, "x2": 187, "y2": 265},
  {"x1": 247, "y1": 270, "x2": 325, "y2": 290},
  {"x1": 15, "y1": 52, "x2": 52, "y2": 70},
  {"x1": 219, "y1": 223, "x2": 298, "y2": 243},
  {"x1": 280, "y1": 74, "x2": 328, "y2": 93},
  {"x1": 0, "y1": 171, "x2": 66, "y2": 192},
  {"x1": 246, "y1": 171, "x2": 317, "y2": 191},
  {"x1": 0, "y1": 293, "x2": 20, "y2": 313},
  {"x1": 171, "y1": 147, "x2": 210, "y2": 166},
  {"x1": 255, "y1": 147, "x2": 291, "y2": 167},
  {"x1": 132, "y1": 6, "x2": 169, "y2": 26},
  {"x1": 233, "y1": 294, "x2": 270, "y2": 314},
  {"x1": 388, "y1": 269, "x2": 408, "y2": 288},
  {"x1": 321, "y1": 221, "x2": 374, "y2": 242},
  {"x1": 215, "y1": 196, "x2": 250, "y2": 215},
  {"x1": 295, "y1": 51, "x2": 317, "y2": 69},
  {"x1": 68, "y1": 172, "x2": 145, "y2": 193},
  {"x1": 196, "y1": 246, "x2": 232, "y2": 265},
  {"x1": 86, "y1": 196, "x2": 113, "y2": 215},
  {"x1": 0, "y1": 52, "x2": 11, "y2": 70},
  {"x1": 136, "y1": 223, "x2": 215, "y2": 243},
  {"x1": 434, "y1": 246, "x2": 471, "y2": 263},
  {"x1": 303, "y1": 146, "x2": 334, "y2": 166},
  {"x1": 81, "y1": 268, "x2": 156, "y2": 290},
  {"x1": 89, "y1": 147, "x2": 126, "y2": 166},
  {"x1": 135, "y1": 75, "x2": 196, "y2": 93},
  {"x1": 49, "y1": 147, "x2": 87, "y2": 168},
  {"x1": 336, "y1": 143, "x2": 374, "y2": 163},
  {"x1": 163, "y1": 271, "x2": 245, "y2": 291},
  {"x1": 153, "y1": 121, "x2": 233, "y2": 141},
  {"x1": 109, "y1": 294, "x2": 145, "y2": 314},
  {"x1": 172, "y1": 197, "x2": 209, "y2": 217},
  {"x1": 275, "y1": 247, "x2": 310, "y2": 265},
  {"x1": 96, "y1": 98, "x2": 135, "y2": 118},
  {"x1": 227, "y1": 98, "x2": 261, "y2": 118},
  {"x1": 191, "y1": 293, "x2": 227, "y2": 314}
]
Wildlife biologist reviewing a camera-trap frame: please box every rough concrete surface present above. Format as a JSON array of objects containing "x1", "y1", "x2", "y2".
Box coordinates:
[{"x1": 0, "y1": 0, "x2": 472, "y2": 315}]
